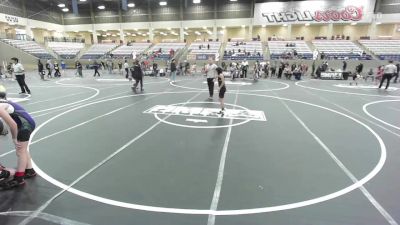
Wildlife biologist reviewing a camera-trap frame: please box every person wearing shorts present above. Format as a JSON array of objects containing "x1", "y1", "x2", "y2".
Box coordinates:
[
  {"x1": 0, "y1": 85, "x2": 36, "y2": 190},
  {"x1": 216, "y1": 67, "x2": 226, "y2": 116}
]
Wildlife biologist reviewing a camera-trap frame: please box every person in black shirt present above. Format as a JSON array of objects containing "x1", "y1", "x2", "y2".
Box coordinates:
[
  {"x1": 394, "y1": 63, "x2": 399, "y2": 83},
  {"x1": 170, "y1": 59, "x2": 177, "y2": 82},
  {"x1": 38, "y1": 60, "x2": 45, "y2": 80},
  {"x1": 342, "y1": 60, "x2": 347, "y2": 71},
  {"x1": 131, "y1": 60, "x2": 144, "y2": 92},
  {"x1": 53, "y1": 62, "x2": 61, "y2": 77},
  {"x1": 216, "y1": 67, "x2": 226, "y2": 116},
  {"x1": 93, "y1": 61, "x2": 100, "y2": 77},
  {"x1": 76, "y1": 61, "x2": 83, "y2": 77},
  {"x1": 153, "y1": 62, "x2": 158, "y2": 77}
]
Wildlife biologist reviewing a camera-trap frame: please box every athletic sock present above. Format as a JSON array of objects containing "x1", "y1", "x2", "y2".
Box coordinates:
[{"x1": 15, "y1": 172, "x2": 25, "y2": 181}]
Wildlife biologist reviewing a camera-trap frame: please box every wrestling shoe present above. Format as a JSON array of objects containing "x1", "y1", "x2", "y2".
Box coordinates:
[{"x1": 24, "y1": 168, "x2": 37, "y2": 179}]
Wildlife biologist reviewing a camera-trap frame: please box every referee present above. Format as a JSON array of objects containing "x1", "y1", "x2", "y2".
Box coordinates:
[
  {"x1": 379, "y1": 60, "x2": 397, "y2": 90},
  {"x1": 12, "y1": 57, "x2": 31, "y2": 94},
  {"x1": 205, "y1": 59, "x2": 217, "y2": 100}
]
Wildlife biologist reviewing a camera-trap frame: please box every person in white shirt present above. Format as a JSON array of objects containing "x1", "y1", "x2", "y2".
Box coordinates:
[
  {"x1": 205, "y1": 59, "x2": 218, "y2": 100},
  {"x1": 313, "y1": 49, "x2": 319, "y2": 61},
  {"x1": 11, "y1": 57, "x2": 30, "y2": 94},
  {"x1": 379, "y1": 60, "x2": 397, "y2": 90},
  {"x1": 124, "y1": 60, "x2": 130, "y2": 79},
  {"x1": 241, "y1": 60, "x2": 248, "y2": 78}
]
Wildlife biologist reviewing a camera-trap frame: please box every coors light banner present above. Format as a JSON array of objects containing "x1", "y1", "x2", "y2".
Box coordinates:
[{"x1": 253, "y1": 0, "x2": 376, "y2": 25}]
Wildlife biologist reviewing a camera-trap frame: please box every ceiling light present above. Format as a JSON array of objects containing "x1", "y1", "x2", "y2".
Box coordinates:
[
  {"x1": 131, "y1": 34, "x2": 136, "y2": 36},
  {"x1": 230, "y1": 0, "x2": 237, "y2": 2},
  {"x1": 241, "y1": 25, "x2": 245, "y2": 28},
  {"x1": 184, "y1": 27, "x2": 188, "y2": 30},
  {"x1": 79, "y1": 0, "x2": 87, "y2": 2},
  {"x1": 134, "y1": 28, "x2": 138, "y2": 31},
  {"x1": 62, "y1": 8, "x2": 69, "y2": 12},
  {"x1": 98, "y1": 5, "x2": 105, "y2": 9},
  {"x1": 112, "y1": 34, "x2": 117, "y2": 37},
  {"x1": 193, "y1": 0, "x2": 201, "y2": 3},
  {"x1": 58, "y1": 3, "x2": 65, "y2": 7},
  {"x1": 305, "y1": 23, "x2": 310, "y2": 26},
  {"x1": 261, "y1": 25, "x2": 266, "y2": 28},
  {"x1": 203, "y1": 26, "x2": 207, "y2": 29},
  {"x1": 102, "y1": 34, "x2": 107, "y2": 37},
  {"x1": 282, "y1": 24, "x2": 288, "y2": 27},
  {"x1": 127, "y1": 3, "x2": 135, "y2": 7},
  {"x1": 351, "y1": 22, "x2": 357, "y2": 25},
  {"x1": 127, "y1": 32, "x2": 131, "y2": 35},
  {"x1": 221, "y1": 26, "x2": 226, "y2": 29},
  {"x1": 375, "y1": 22, "x2": 382, "y2": 25},
  {"x1": 159, "y1": 1, "x2": 167, "y2": 6},
  {"x1": 167, "y1": 27, "x2": 172, "y2": 30}
]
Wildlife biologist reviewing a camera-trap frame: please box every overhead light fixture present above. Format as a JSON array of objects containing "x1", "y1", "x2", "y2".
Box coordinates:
[
  {"x1": 351, "y1": 22, "x2": 357, "y2": 25},
  {"x1": 207, "y1": 30, "x2": 212, "y2": 35},
  {"x1": 282, "y1": 24, "x2": 288, "y2": 27},
  {"x1": 102, "y1": 29, "x2": 107, "y2": 32},
  {"x1": 102, "y1": 34, "x2": 107, "y2": 37},
  {"x1": 134, "y1": 28, "x2": 138, "y2": 31},
  {"x1": 159, "y1": 1, "x2": 167, "y2": 6},
  {"x1": 193, "y1": 0, "x2": 201, "y2": 3},
  {"x1": 241, "y1": 25, "x2": 245, "y2": 28},
  {"x1": 112, "y1": 34, "x2": 117, "y2": 37},
  {"x1": 98, "y1": 5, "x2": 105, "y2": 9},
  {"x1": 62, "y1": 8, "x2": 69, "y2": 12},
  {"x1": 221, "y1": 26, "x2": 226, "y2": 29},
  {"x1": 79, "y1": 0, "x2": 87, "y2": 2},
  {"x1": 88, "y1": 30, "x2": 92, "y2": 32},
  {"x1": 131, "y1": 34, "x2": 136, "y2": 36},
  {"x1": 58, "y1": 3, "x2": 66, "y2": 8},
  {"x1": 375, "y1": 22, "x2": 382, "y2": 25},
  {"x1": 128, "y1": 3, "x2": 135, "y2": 7},
  {"x1": 184, "y1": 27, "x2": 188, "y2": 30},
  {"x1": 142, "y1": 34, "x2": 146, "y2": 36},
  {"x1": 385, "y1": 2, "x2": 400, "y2": 5},
  {"x1": 167, "y1": 27, "x2": 172, "y2": 30},
  {"x1": 127, "y1": 32, "x2": 131, "y2": 35},
  {"x1": 261, "y1": 25, "x2": 266, "y2": 28},
  {"x1": 230, "y1": 0, "x2": 237, "y2": 2},
  {"x1": 202, "y1": 26, "x2": 207, "y2": 29},
  {"x1": 305, "y1": 23, "x2": 310, "y2": 26}
]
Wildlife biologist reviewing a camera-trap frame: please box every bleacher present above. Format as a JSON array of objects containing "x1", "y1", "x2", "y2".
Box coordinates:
[
  {"x1": 223, "y1": 41, "x2": 263, "y2": 60},
  {"x1": 80, "y1": 44, "x2": 118, "y2": 59},
  {"x1": 268, "y1": 41, "x2": 313, "y2": 60},
  {"x1": 312, "y1": 40, "x2": 372, "y2": 60},
  {"x1": 149, "y1": 42, "x2": 186, "y2": 60},
  {"x1": 111, "y1": 43, "x2": 152, "y2": 58},
  {"x1": 1, "y1": 39, "x2": 53, "y2": 59},
  {"x1": 359, "y1": 39, "x2": 400, "y2": 61},
  {"x1": 48, "y1": 42, "x2": 85, "y2": 59},
  {"x1": 187, "y1": 42, "x2": 221, "y2": 60}
]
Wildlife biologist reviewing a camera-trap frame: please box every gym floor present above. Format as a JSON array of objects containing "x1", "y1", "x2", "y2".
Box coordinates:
[{"x1": 0, "y1": 69, "x2": 399, "y2": 225}]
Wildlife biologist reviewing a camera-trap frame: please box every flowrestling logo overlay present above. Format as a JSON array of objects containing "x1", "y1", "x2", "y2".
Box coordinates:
[{"x1": 262, "y1": 6, "x2": 363, "y2": 23}]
